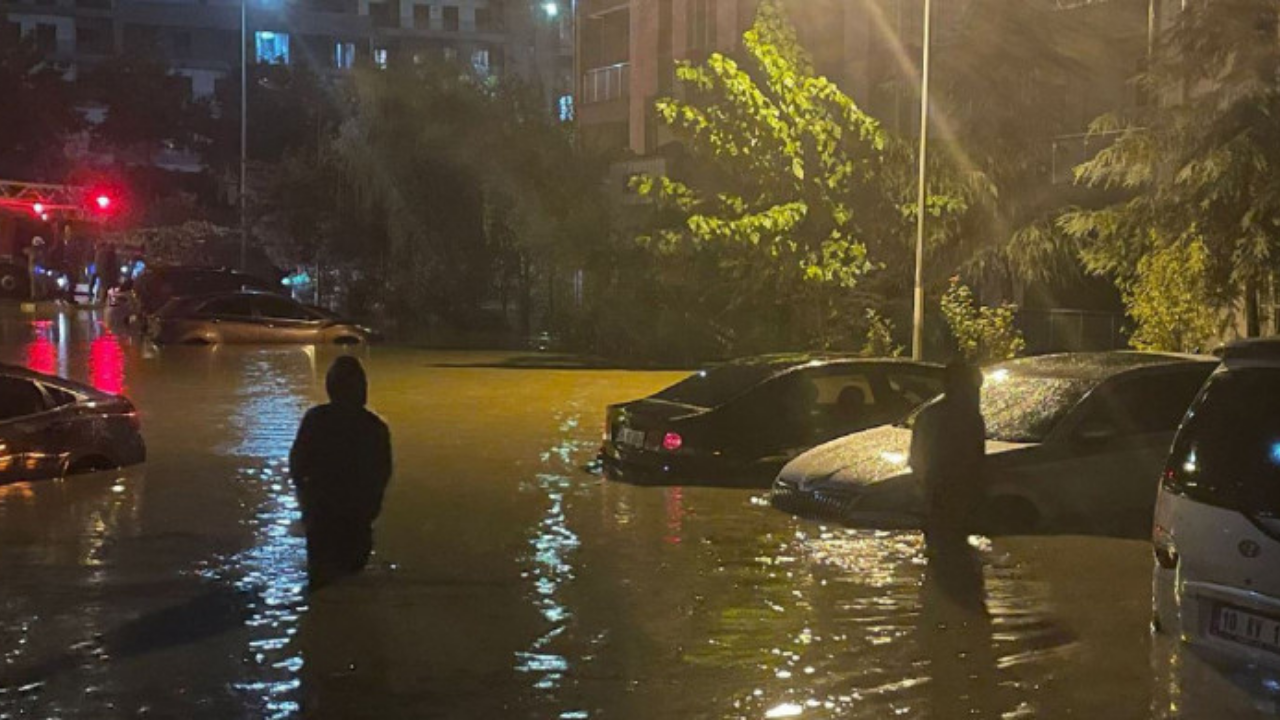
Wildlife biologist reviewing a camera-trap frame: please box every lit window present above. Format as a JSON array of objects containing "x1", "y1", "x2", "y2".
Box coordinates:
[
  {"x1": 334, "y1": 41, "x2": 355, "y2": 69},
  {"x1": 557, "y1": 93, "x2": 574, "y2": 122},
  {"x1": 255, "y1": 31, "x2": 289, "y2": 64},
  {"x1": 373, "y1": 47, "x2": 388, "y2": 69},
  {"x1": 470, "y1": 48, "x2": 490, "y2": 75}
]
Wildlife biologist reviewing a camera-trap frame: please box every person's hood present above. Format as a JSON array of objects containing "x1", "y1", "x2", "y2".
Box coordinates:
[
  {"x1": 326, "y1": 358, "x2": 368, "y2": 407},
  {"x1": 777, "y1": 425, "x2": 1036, "y2": 494}
]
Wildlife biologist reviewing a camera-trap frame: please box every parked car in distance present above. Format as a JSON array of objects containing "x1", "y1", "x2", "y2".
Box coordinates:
[
  {"x1": 113, "y1": 266, "x2": 282, "y2": 320},
  {"x1": 0, "y1": 364, "x2": 146, "y2": 483},
  {"x1": 1153, "y1": 338, "x2": 1280, "y2": 670},
  {"x1": 600, "y1": 355, "x2": 945, "y2": 486},
  {"x1": 147, "y1": 290, "x2": 375, "y2": 345},
  {"x1": 771, "y1": 352, "x2": 1218, "y2": 534}
]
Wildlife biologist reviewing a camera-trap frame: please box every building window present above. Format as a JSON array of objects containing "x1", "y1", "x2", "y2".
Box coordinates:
[
  {"x1": 75, "y1": 19, "x2": 113, "y2": 54},
  {"x1": 471, "y1": 48, "x2": 490, "y2": 75},
  {"x1": 443, "y1": 45, "x2": 457, "y2": 62},
  {"x1": 557, "y1": 93, "x2": 574, "y2": 122},
  {"x1": 368, "y1": 0, "x2": 397, "y2": 29},
  {"x1": 413, "y1": 4, "x2": 430, "y2": 29},
  {"x1": 688, "y1": 0, "x2": 716, "y2": 51},
  {"x1": 475, "y1": 7, "x2": 492, "y2": 31},
  {"x1": 443, "y1": 6, "x2": 459, "y2": 31},
  {"x1": 33, "y1": 24, "x2": 57, "y2": 54},
  {"x1": 172, "y1": 30, "x2": 192, "y2": 58},
  {"x1": 334, "y1": 41, "x2": 355, "y2": 69},
  {"x1": 255, "y1": 31, "x2": 290, "y2": 64},
  {"x1": 373, "y1": 47, "x2": 389, "y2": 69}
]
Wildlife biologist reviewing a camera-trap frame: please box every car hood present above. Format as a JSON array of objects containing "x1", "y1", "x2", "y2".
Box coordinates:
[{"x1": 778, "y1": 425, "x2": 1035, "y2": 493}]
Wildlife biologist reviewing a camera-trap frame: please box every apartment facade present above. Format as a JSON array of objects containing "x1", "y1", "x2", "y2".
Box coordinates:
[{"x1": 1, "y1": 0, "x2": 573, "y2": 106}]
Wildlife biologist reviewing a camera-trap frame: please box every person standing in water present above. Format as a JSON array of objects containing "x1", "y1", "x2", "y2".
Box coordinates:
[
  {"x1": 910, "y1": 359, "x2": 986, "y2": 549},
  {"x1": 290, "y1": 356, "x2": 393, "y2": 589}
]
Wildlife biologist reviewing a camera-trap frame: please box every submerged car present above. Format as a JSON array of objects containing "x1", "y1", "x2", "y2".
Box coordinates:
[
  {"x1": 771, "y1": 352, "x2": 1217, "y2": 534},
  {"x1": 0, "y1": 364, "x2": 146, "y2": 483},
  {"x1": 115, "y1": 265, "x2": 282, "y2": 320},
  {"x1": 148, "y1": 290, "x2": 374, "y2": 345},
  {"x1": 1153, "y1": 338, "x2": 1280, "y2": 670},
  {"x1": 600, "y1": 356, "x2": 944, "y2": 485}
]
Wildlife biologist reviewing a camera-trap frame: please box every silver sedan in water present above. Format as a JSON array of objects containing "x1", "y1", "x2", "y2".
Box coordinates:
[
  {"x1": 148, "y1": 291, "x2": 375, "y2": 345},
  {"x1": 770, "y1": 352, "x2": 1217, "y2": 535}
]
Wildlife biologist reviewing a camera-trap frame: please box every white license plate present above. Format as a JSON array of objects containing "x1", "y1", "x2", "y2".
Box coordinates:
[
  {"x1": 1211, "y1": 603, "x2": 1280, "y2": 654},
  {"x1": 616, "y1": 427, "x2": 646, "y2": 447}
]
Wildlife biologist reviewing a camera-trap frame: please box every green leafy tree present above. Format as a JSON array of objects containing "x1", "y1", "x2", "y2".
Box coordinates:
[
  {"x1": 940, "y1": 277, "x2": 1025, "y2": 363},
  {"x1": 630, "y1": 0, "x2": 985, "y2": 354},
  {"x1": 1062, "y1": 0, "x2": 1280, "y2": 335},
  {"x1": 1123, "y1": 237, "x2": 1221, "y2": 353},
  {"x1": 0, "y1": 37, "x2": 81, "y2": 179}
]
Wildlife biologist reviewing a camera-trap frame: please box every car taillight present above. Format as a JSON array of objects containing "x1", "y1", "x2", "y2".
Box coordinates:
[
  {"x1": 662, "y1": 432, "x2": 683, "y2": 452},
  {"x1": 1153, "y1": 523, "x2": 1179, "y2": 570}
]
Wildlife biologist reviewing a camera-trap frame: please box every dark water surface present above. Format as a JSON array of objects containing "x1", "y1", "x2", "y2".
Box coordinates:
[{"x1": 0, "y1": 306, "x2": 1268, "y2": 718}]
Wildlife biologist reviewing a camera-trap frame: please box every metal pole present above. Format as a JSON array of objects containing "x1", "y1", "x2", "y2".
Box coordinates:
[
  {"x1": 911, "y1": 0, "x2": 932, "y2": 361},
  {"x1": 239, "y1": 0, "x2": 248, "y2": 272}
]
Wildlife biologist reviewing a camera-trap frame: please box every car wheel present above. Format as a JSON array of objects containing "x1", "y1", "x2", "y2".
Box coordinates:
[
  {"x1": 333, "y1": 335, "x2": 362, "y2": 345},
  {"x1": 974, "y1": 495, "x2": 1040, "y2": 535}
]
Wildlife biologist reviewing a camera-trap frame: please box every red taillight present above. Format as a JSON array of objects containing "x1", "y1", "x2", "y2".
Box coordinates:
[
  {"x1": 662, "y1": 432, "x2": 683, "y2": 452},
  {"x1": 1153, "y1": 523, "x2": 1179, "y2": 569}
]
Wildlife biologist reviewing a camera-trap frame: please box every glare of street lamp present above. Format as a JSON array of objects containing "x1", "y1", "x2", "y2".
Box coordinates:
[{"x1": 543, "y1": 2, "x2": 559, "y2": 18}]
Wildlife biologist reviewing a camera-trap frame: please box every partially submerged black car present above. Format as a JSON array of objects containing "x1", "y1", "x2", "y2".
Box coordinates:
[
  {"x1": 600, "y1": 355, "x2": 944, "y2": 486},
  {"x1": 0, "y1": 364, "x2": 146, "y2": 483}
]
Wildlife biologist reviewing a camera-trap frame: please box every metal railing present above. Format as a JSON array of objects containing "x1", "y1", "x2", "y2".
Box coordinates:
[{"x1": 582, "y1": 62, "x2": 629, "y2": 104}]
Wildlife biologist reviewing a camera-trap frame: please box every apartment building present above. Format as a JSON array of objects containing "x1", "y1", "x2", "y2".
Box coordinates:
[{"x1": 1, "y1": 0, "x2": 573, "y2": 106}]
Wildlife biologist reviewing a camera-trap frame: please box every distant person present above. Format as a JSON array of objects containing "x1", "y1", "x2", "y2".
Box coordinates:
[
  {"x1": 92, "y1": 240, "x2": 119, "y2": 303},
  {"x1": 910, "y1": 358, "x2": 986, "y2": 548},
  {"x1": 290, "y1": 357, "x2": 393, "y2": 589}
]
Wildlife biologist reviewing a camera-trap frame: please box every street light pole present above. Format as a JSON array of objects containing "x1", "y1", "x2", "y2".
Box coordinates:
[
  {"x1": 239, "y1": 0, "x2": 248, "y2": 272},
  {"x1": 911, "y1": 0, "x2": 932, "y2": 361}
]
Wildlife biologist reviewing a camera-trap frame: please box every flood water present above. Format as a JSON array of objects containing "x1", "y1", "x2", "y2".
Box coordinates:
[{"x1": 0, "y1": 305, "x2": 1273, "y2": 718}]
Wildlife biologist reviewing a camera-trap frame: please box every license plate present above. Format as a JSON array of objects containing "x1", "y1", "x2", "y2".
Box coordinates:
[
  {"x1": 1210, "y1": 603, "x2": 1280, "y2": 654},
  {"x1": 616, "y1": 427, "x2": 646, "y2": 447}
]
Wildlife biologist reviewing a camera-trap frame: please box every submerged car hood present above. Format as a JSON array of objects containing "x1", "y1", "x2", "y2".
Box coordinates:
[{"x1": 778, "y1": 425, "x2": 1035, "y2": 492}]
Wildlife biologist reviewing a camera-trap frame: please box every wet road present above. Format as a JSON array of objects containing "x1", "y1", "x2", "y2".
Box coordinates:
[{"x1": 0, "y1": 305, "x2": 1274, "y2": 719}]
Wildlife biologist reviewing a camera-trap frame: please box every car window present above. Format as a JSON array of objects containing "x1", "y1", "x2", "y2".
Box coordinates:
[
  {"x1": 1078, "y1": 368, "x2": 1213, "y2": 437},
  {"x1": 1163, "y1": 368, "x2": 1280, "y2": 516},
  {"x1": 200, "y1": 296, "x2": 255, "y2": 317},
  {"x1": 652, "y1": 364, "x2": 778, "y2": 408},
  {"x1": 810, "y1": 372, "x2": 875, "y2": 407},
  {"x1": 885, "y1": 369, "x2": 944, "y2": 408},
  {"x1": 979, "y1": 373, "x2": 1095, "y2": 443},
  {"x1": 41, "y1": 385, "x2": 78, "y2": 407},
  {"x1": 253, "y1": 295, "x2": 313, "y2": 321},
  {"x1": 0, "y1": 377, "x2": 48, "y2": 421}
]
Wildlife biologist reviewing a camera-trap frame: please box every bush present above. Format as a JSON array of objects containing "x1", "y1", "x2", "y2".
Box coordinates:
[
  {"x1": 1123, "y1": 238, "x2": 1220, "y2": 353},
  {"x1": 860, "y1": 308, "x2": 904, "y2": 358},
  {"x1": 941, "y1": 277, "x2": 1025, "y2": 363}
]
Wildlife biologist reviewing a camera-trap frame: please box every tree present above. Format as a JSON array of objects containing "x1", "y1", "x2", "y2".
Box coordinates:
[
  {"x1": 1062, "y1": 0, "x2": 1280, "y2": 337},
  {"x1": 0, "y1": 37, "x2": 81, "y2": 179},
  {"x1": 631, "y1": 0, "x2": 985, "y2": 354},
  {"x1": 1123, "y1": 236, "x2": 1221, "y2": 353},
  {"x1": 82, "y1": 48, "x2": 200, "y2": 164}
]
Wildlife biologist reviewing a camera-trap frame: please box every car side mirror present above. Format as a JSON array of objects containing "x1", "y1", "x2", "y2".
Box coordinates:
[{"x1": 1076, "y1": 422, "x2": 1118, "y2": 445}]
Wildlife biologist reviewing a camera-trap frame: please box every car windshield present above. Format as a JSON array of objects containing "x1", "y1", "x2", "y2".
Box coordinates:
[
  {"x1": 651, "y1": 364, "x2": 781, "y2": 408},
  {"x1": 1163, "y1": 368, "x2": 1280, "y2": 517},
  {"x1": 980, "y1": 373, "x2": 1095, "y2": 443}
]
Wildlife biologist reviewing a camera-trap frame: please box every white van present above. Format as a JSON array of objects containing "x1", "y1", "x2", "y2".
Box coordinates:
[{"x1": 1153, "y1": 337, "x2": 1280, "y2": 669}]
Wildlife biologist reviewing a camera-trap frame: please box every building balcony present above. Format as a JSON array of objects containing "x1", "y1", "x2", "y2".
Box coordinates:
[{"x1": 582, "y1": 62, "x2": 628, "y2": 104}]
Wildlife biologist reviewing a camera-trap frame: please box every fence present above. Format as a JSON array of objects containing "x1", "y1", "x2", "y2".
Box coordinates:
[
  {"x1": 1019, "y1": 308, "x2": 1128, "y2": 353},
  {"x1": 582, "y1": 62, "x2": 629, "y2": 104}
]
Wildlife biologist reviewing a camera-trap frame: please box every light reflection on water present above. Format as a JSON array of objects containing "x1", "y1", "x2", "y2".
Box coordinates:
[{"x1": 5, "y1": 307, "x2": 1280, "y2": 718}]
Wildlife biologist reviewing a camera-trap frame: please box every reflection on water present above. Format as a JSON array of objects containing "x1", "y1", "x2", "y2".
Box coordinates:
[{"x1": 5, "y1": 306, "x2": 1280, "y2": 718}]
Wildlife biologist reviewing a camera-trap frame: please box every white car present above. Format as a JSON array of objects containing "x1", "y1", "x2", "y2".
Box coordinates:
[
  {"x1": 770, "y1": 352, "x2": 1216, "y2": 535},
  {"x1": 1153, "y1": 338, "x2": 1280, "y2": 670}
]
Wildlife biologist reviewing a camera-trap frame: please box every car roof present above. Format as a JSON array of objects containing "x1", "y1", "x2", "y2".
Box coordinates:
[
  {"x1": 0, "y1": 363, "x2": 107, "y2": 398},
  {"x1": 715, "y1": 354, "x2": 942, "y2": 371},
  {"x1": 987, "y1": 351, "x2": 1216, "y2": 382},
  {"x1": 1219, "y1": 336, "x2": 1280, "y2": 366}
]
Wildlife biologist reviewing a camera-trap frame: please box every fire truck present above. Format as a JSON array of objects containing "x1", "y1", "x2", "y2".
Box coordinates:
[{"x1": 0, "y1": 179, "x2": 119, "y2": 299}]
